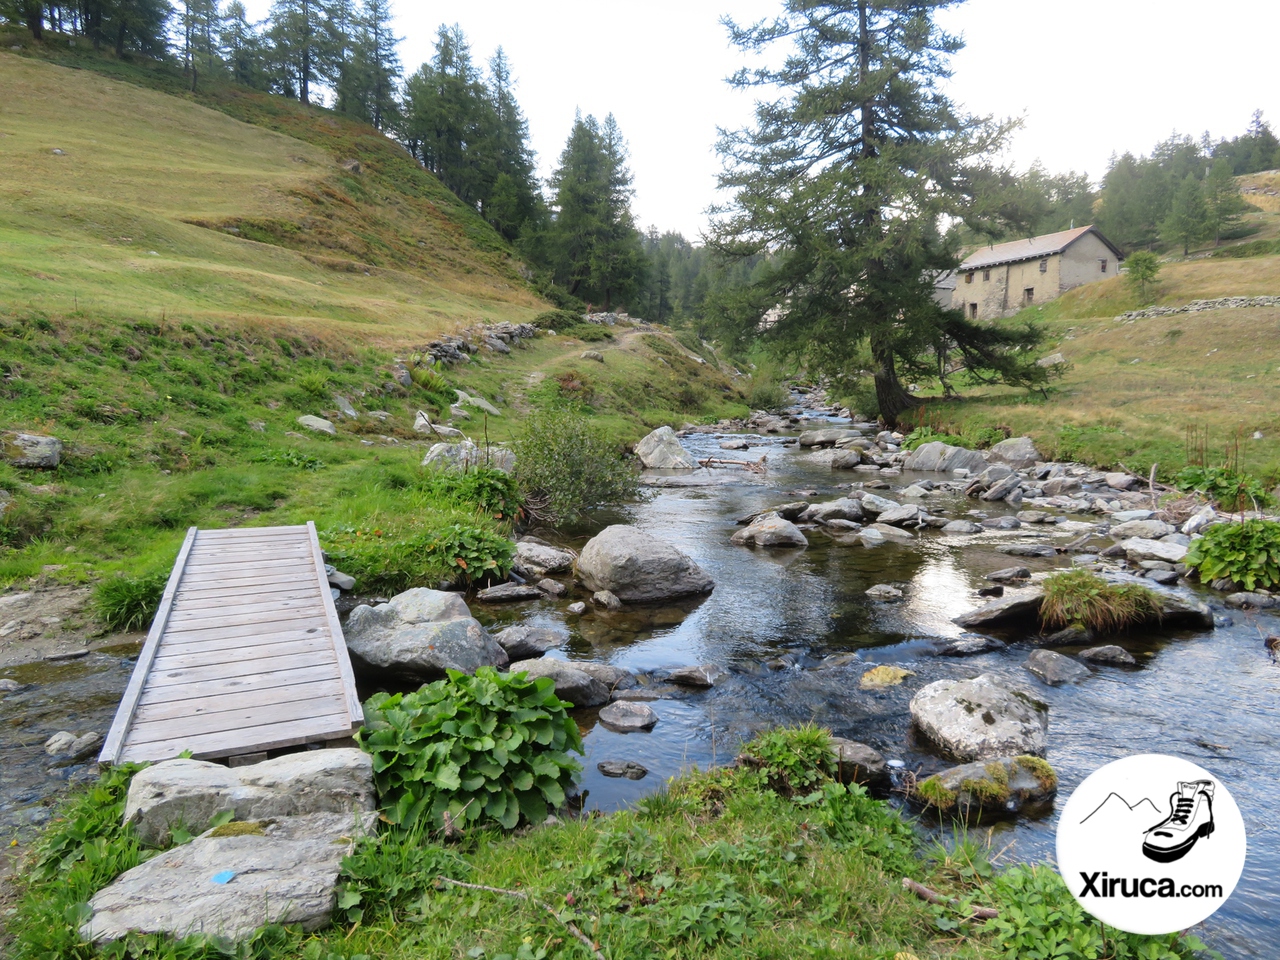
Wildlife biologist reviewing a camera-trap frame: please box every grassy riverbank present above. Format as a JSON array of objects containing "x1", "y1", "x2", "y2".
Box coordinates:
[{"x1": 1, "y1": 729, "x2": 1208, "y2": 960}]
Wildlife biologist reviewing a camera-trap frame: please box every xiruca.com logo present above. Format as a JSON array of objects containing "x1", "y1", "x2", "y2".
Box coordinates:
[{"x1": 1056, "y1": 755, "x2": 1247, "y2": 935}]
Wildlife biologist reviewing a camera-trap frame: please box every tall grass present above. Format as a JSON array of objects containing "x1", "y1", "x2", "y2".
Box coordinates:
[{"x1": 1039, "y1": 570, "x2": 1164, "y2": 633}]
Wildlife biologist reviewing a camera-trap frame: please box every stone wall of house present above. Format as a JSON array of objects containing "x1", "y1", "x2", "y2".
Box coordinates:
[{"x1": 1059, "y1": 231, "x2": 1118, "y2": 290}]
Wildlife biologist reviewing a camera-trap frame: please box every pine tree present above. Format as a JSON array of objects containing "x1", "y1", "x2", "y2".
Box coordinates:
[
  {"x1": 267, "y1": 0, "x2": 337, "y2": 105},
  {"x1": 220, "y1": 1, "x2": 266, "y2": 87},
  {"x1": 1204, "y1": 157, "x2": 1247, "y2": 245},
  {"x1": 335, "y1": 0, "x2": 400, "y2": 128},
  {"x1": 709, "y1": 0, "x2": 1042, "y2": 424},
  {"x1": 1161, "y1": 175, "x2": 1208, "y2": 255},
  {"x1": 481, "y1": 47, "x2": 541, "y2": 240}
]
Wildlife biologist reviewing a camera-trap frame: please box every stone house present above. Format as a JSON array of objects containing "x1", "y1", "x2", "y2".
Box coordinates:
[{"x1": 952, "y1": 225, "x2": 1124, "y2": 320}]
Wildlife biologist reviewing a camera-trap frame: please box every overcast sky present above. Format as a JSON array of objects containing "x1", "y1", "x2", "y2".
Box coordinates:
[{"x1": 243, "y1": 0, "x2": 1280, "y2": 239}]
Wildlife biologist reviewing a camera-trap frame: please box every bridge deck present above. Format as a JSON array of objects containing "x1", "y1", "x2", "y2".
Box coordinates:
[{"x1": 99, "y1": 522, "x2": 363, "y2": 765}]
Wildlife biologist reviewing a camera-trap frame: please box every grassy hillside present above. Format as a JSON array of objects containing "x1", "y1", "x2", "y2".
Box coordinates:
[{"x1": 0, "y1": 51, "x2": 542, "y2": 340}]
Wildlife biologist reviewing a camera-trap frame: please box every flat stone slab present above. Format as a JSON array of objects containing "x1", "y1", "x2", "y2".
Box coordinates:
[
  {"x1": 475, "y1": 582, "x2": 544, "y2": 603},
  {"x1": 83, "y1": 812, "x2": 376, "y2": 944},
  {"x1": 598, "y1": 700, "x2": 658, "y2": 732}
]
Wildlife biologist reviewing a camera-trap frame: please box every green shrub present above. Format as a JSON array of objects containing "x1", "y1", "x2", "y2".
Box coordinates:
[
  {"x1": 1211, "y1": 238, "x2": 1278, "y2": 259},
  {"x1": 324, "y1": 521, "x2": 514, "y2": 593},
  {"x1": 511, "y1": 406, "x2": 638, "y2": 522},
  {"x1": 1175, "y1": 464, "x2": 1274, "y2": 511},
  {"x1": 746, "y1": 375, "x2": 789, "y2": 412},
  {"x1": 335, "y1": 831, "x2": 468, "y2": 924},
  {"x1": 531, "y1": 309, "x2": 583, "y2": 330},
  {"x1": 573, "y1": 323, "x2": 614, "y2": 342},
  {"x1": 737, "y1": 723, "x2": 835, "y2": 796},
  {"x1": 251, "y1": 448, "x2": 326, "y2": 471},
  {"x1": 419, "y1": 522, "x2": 515, "y2": 583},
  {"x1": 1185, "y1": 518, "x2": 1280, "y2": 590},
  {"x1": 421, "y1": 467, "x2": 522, "y2": 522},
  {"x1": 297, "y1": 371, "x2": 332, "y2": 398},
  {"x1": 95, "y1": 570, "x2": 168, "y2": 630},
  {"x1": 902, "y1": 425, "x2": 969, "y2": 451},
  {"x1": 1039, "y1": 570, "x2": 1164, "y2": 634},
  {"x1": 357, "y1": 667, "x2": 584, "y2": 832}
]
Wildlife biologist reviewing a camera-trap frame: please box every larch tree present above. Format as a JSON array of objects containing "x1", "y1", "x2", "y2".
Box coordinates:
[
  {"x1": 267, "y1": 0, "x2": 336, "y2": 105},
  {"x1": 1203, "y1": 157, "x2": 1247, "y2": 245},
  {"x1": 708, "y1": 0, "x2": 1047, "y2": 424},
  {"x1": 1160, "y1": 174, "x2": 1208, "y2": 255}
]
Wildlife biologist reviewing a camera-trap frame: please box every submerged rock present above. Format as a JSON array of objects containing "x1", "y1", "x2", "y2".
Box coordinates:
[
  {"x1": 1024, "y1": 649, "x2": 1090, "y2": 686},
  {"x1": 912, "y1": 755, "x2": 1057, "y2": 819},
  {"x1": 597, "y1": 760, "x2": 648, "y2": 779},
  {"x1": 666, "y1": 663, "x2": 728, "y2": 687},
  {"x1": 730, "y1": 512, "x2": 808, "y2": 548},
  {"x1": 577, "y1": 525, "x2": 714, "y2": 603},
  {"x1": 860, "y1": 665, "x2": 914, "y2": 688},
  {"x1": 1079, "y1": 644, "x2": 1137, "y2": 665},
  {"x1": 909, "y1": 674, "x2": 1048, "y2": 760}
]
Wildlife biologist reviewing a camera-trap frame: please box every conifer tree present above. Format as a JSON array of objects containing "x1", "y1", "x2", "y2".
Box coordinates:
[
  {"x1": 710, "y1": 0, "x2": 1043, "y2": 424},
  {"x1": 1160, "y1": 175, "x2": 1208, "y2": 255},
  {"x1": 267, "y1": 0, "x2": 337, "y2": 105},
  {"x1": 1204, "y1": 157, "x2": 1247, "y2": 245}
]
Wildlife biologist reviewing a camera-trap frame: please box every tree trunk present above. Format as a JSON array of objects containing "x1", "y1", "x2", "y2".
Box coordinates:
[
  {"x1": 25, "y1": 2, "x2": 43, "y2": 40},
  {"x1": 115, "y1": 21, "x2": 125, "y2": 57},
  {"x1": 871, "y1": 338, "x2": 919, "y2": 427}
]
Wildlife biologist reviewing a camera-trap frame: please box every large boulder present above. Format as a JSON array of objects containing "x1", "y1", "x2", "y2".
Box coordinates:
[
  {"x1": 344, "y1": 588, "x2": 507, "y2": 680},
  {"x1": 909, "y1": 674, "x2": 1048, "y2": 760},
  {"x1": 1110, "y1": 519, "x2": 1176, "y2": 540},
  {"x1": 577, "y1": 525, "x2": 714, "y2": 603},
  {"x1": 123, "y1": 751, "x2": 375, "y2": 846},
  {"x1": 912, "y1": 755, "x2": 1057, "y2": 819},
  {"x1": 514, "y1": 540, "x2": 577, "y2": 578},
  {"x1": 598, "y1": 700, "x2": 658, "y2": 732},
  {"x1": 2, "y1": 431, "x2": 62, "y2": 468},
  {"x1": 492, "y1": 624, "x2": 566, "y2": 660},
  {"x1": 730, "y1": 512, "x2": 808, "y2": 548},
  {"x1": 422, "y1": 439, "x2": 482, "y2": 472},
  {"x1": 801, "y1": 497, "x2": 865, "y2": 524},
  {"x1": 1119, "y1": 537, "x2": 1188, "y2": 563},
  {"x1": 507, "y1": 658, "x2": 609, "y2": 707},
  {"x1": 82, "y1": 812, "x2": 375, "y2": 944},
  {"x1": 902, "y1": 441, "x2": 987, "y2": 474},
  {"x1": 635, "y1": 426, "x2": 696, "y2": 470},
  {"x1": 797, "y1": 428, "x2": 863, "y2": 447},
  {"x1": 987, "y1": 436, "x2": 1042, "y2": 469},
  {"x1": 296, "y1": 415, "x2": 336, "y2": 436}
]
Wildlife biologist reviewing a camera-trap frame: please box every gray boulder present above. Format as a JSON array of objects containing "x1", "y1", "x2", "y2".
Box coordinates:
[
  {"x1": 913, "y1": 755, "x2": 1057, "y2": 818},
  {"x1": 421, "y1": 439, "x2": 481, "y2": 472},
  {"x1": 987, "y1": 436, "x2": 1041, "y2": 469},
  {"x1": 459, "y1": 392, "x2": 502, "y2": 417},
  {"x1": 344, "y1": 588, "x2": 507, "y2": 680},
  {"x1": 859, "y1": 493, "x2": 901, "y2": 515},
  {"x1": 877, "y1": 505, "x2": 922, "y2": 526},
  {"x1": 577, "y1": 525, "x2": 714, "y2": 603},
  {"x1": 474, "y1": 582, "x2": 543, "y2": 603},
  {"x1": 730, "y1": 512, "x2": 808, "y2": 548},
  {"x1": 635, "y1": 426, "x2": 696, "y2": 470},
  {"x1": 909, "y1": 674, "x2": 1049, "y2": 760},
  {"x1": 332, "y1": 395, "x2": 358, "y2": 419},
  {"x1": 802, "y1": 498, "x2": 864, "y2": 524},
  {"x1": 1024, "y1": 649, "x2": 1090, "y2": 686},
  {"x1": 798, "y1": 428, "x2": 862, "y2": 447},
  {"x1": 508, "y1": 658, "x2": 609, "y2": 707},
  {"x1": 866, "y1": 584, "x2": 904, "y2": 601},
  {"x1": 2, "y1": 431, "x2": 62, "y2": 468},
  {"x1": 956, "y1": 582, "x2": 1212, "y2": 632},
  {"x1": 598, "y1": 700, "x2": 658, "y2": 732},
  {"x1": 981, "y1": 473, "x2": 1023, "y2": 502},
  {"x1": 597, "y1": 760, "x2": 648, "y2": 779},
  {"x1": 296, "y1": 415, "x2": 336, "y2": 436},
  {"x1": 123, "y1": 751, "x2": 375, "y2": 846},
  {"x1": 1119, "y1": 537, "x2": 1187, "y2": 563},
  {"x1": 492, "y1": 624, "x2": 566, "y2": 659},
  {"x1": 943, "y1": 520, "x2": 984, "y2": 534},
  {"x1": 830, "y1": 449, "x2": 864, "y2": 469},
  {"x1": 515, "y1": 540, "x2": 577, "y2": 578},
  {"x1": 902, "y1": 441, "x2": 987, "y2": 474},
  {"x1": 666, "y1": 663, "x2": 728, "y2": 687},
  {"x1": 82, "y1": 812, "x2": 374, "y2": 944},
  {"x1": 1079, "y1": 645, "x2": 1137, "y2": 665},
  {"x1": 829, "y1": 738, "x2": 889, "y2": 788},
  {"x1": 986, "y1": 566, "x2": 1031, "y2": 583},
  {"x1": 1110, "y1": 519, "x2": 1176, "y2": 540}
]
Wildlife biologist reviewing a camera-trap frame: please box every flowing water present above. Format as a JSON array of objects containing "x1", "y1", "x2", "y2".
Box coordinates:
[{"x1": 3, "y1": 422, "x2": 1278, "y2": 955}]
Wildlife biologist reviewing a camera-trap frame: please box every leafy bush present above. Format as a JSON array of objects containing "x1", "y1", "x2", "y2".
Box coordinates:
[
  {"x1": 419, "y1": 523, "x2": 516, "y2": 583},
  {"x1": 297, "y1": 371, "x2": 332, "y2": 398},
  {"x1": 572, "y1": 323, "x2": 614, "y2": 342},
  {"x1": 357, "y1": 667, "x2": 584, "y2": 832},
  {"x1": 745, "y1": 368, "x2": 790, "y2": 412},
  {"x1": 531, "y1": 309, "x2": 584, "y2": 330},
  {"x1": 799, "y1": 780, "x2": 918, "y2": 879},
  {"x1": 1175, "y1": 464, "x2": 1274, "y2": 511},
  {"x1": 511, "y1": 405, "x2": 638, "y2": 522},
  {"x1": 325, "y1": 521, "x2": 514, "y2": 593},
  {"x1": 737, "y1": 723, "x2": 835, "y2": 796},
  {"x1": 902, "y1": 425, "x2": 969, "y2": 451},
  {"x1": 421, "y1": 467, "x2": 522, "y2": 522},
  {"x1": 1040, "y1": 570, "x2": 1164, "y2": 633},
  {"x1": 95, "y1": 570, "x2": 168, "y2": 630},
  {"x1": 1185, "y1": 518, "x2": 1280, "y2": 590}
]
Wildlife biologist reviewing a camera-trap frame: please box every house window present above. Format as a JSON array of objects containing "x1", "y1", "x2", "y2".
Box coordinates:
[
  {"x1": 965, "y1": 272, "x2": 973, "y2": 284},
  {"x1": 1039, "y1": 259, "x2": 1048, "y2": 273},
  {"x1": 969, "y1": 303, "x2": 978, "y2": 319},
  {"x1": 1099, "y1": 258, "x2": 1108, "y2": 273},
  {"x1": 1024, "y1": 287, "x2": 1035, "y2": 304},
  {"x1": 982, "y1": 269, "x2": 990, "y2": 281}
]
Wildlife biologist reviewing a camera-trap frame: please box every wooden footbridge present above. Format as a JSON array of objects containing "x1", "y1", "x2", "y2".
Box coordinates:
[{"x1": 99, "y1": 523, "x2": 364, "y2": 766}]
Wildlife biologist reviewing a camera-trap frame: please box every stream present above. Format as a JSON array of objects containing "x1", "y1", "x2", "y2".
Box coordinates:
[{"x1": 3, "y1": 417, "x2": 1278, "y2": 956}]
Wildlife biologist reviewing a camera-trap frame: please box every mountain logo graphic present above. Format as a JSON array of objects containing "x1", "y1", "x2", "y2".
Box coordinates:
[{"x1": 1077, "y1": 781, "x2": 1216, "y2": 863}]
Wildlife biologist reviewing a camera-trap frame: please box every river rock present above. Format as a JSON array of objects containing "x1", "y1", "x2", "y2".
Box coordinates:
[
  {"x1": 577, "y1": 525, "x2": 714, "y2": 603},
  {"x1": 934, "y1": 635, "x2": 1007, "y2": 657},
  {"x1": 803, "y1": 498, "x2": 864, "y2": 523},
  {"x1": 1041, "y1": 477, "x2": 1081, "y2": 496},
  {"x1": 635, "y1": 426, "x2": 696, "y2": 470},
  {"x1": 958, "y1": 583, "x2": 1212, "y2": 631},
  {"x1": 514, "y1": 540, "x2": 577, "y2": 578},
  {"x1": 867, "y1": 522, "x2": 914, "y2": 541},
  {"x1": 1225, "y1": 592, "x2": 1279, "y2": 610},
  {"x1": 913, "y1": 755, "x2": 1057, "y2": 818},
  {"x1": 1024, "y1": 649, "x2": 1090, "y2": 686},
  {"x1": 866, "y1": 584, "x2": 904, "y2": 601},
  {"x1": 943, "y1": 520, "x2": 983, "y2": 534},
  {"x1": 997, "y1": 544, "x2": 1056, "y2": 558},
  {"x1": 1079, "y1": 645, "x2": 1137, "y2": 665},
  {"x1": 798, "y1": 428, "x2": 862, "y2": 447},
  {"x1": 598, "y1": 700, "x2": 658, "y2": 732},
  {"x1": 1182, "y1": 505, "x2": 1218, "y2": 535},
  {"x1": 1119, "y1": 537, "x2": 1187, "y2": 563},
  {"x1": 491, "y1": 624, "x2": 566, "y2": 659},
  {"x1": 909, "y1": 674, "x2": 1048, "y2": 760},
  {"x1": 296, "y1": 415, "x2": 336, "y2": 436},
  {"x1": 771, "y1": 501, "x2": 809, "y2": 520},
  {"x1": 720, "y1": 438, "x2": 750, "y2": 450},
  {"x1": 860, "y1": 665, "x2": 914, "y2": 688},
  {"x1": 474, "y1": 582, "x2": 543, "y2": 603},
  {"x1": 82, "y1": 812, "x2": 374, "y2": 944},
  {"x1": 986, "y1": 566, "x2": 1031, "y2": 583},
  {"x1": 981, "y1": 473, "x2": 1023, "y2": 502},
  {"x1": 877, "y1": 505, "x2": 921, "y2": 526},
  {"x1": 730, "y1": 512, "x2": 808, "y2": 548},
  {"x1": 597, "y1": 760, "x2": 648, "y2": 779},
  {"x1": 829, "y1": 738, "x2": 889, "y2": 788},
  {"x1": 44, "y1": 731, "x2": 78, "y2": 756},
  {"x1": 666, "y1": 663, "x2": 728, "y2": 687},
  {"x1": 987, "y1": 436, "x2": 1041, "y2": 469},
  {"x1": 508, "y1": 658, "x2": 609, "y2": 707},
  {"x1": 859, "y1": 493, "x2": 901, "y2": 515},
  {"x1": 123, "y1": 751, "x2": 376, "y2": 847},
  {"x1": 982, "y1": 516, "x2": 1022, "y2": 531},
  {"x1": 902, "y1": 441, "x2": 988, "y2": 474},
  {"x1": 1110, "y1": 519, "x2": 1176, "y2": 540},
  {"x1": 567, "y1": 601, "x2": 587, "y2": 615},
  {"x1": 344, "y1": 588, "x2": 507, "y2": 680},
  {"x1": 830, "y1": 449, "x2": 864, "y2": 469},
  {"x1": 2, "y1": 431, "x2": 62, "y2": 468},
  {"x1": 593, "y1": 589, "x2": 623, "y2": 611}
]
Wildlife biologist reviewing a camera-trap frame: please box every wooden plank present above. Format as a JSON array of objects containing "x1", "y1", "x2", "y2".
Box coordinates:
[
  {"x1": 189, "y1": 540, "x2": 312, "y2": 554},
  {"x1": 173, "y1": 580, "x2": 317, "y2": 600},
  {"x1": 152, "y1": 636, "x2": 333, "y2": 671},
  {"x1": 132, "y1": 679, "x2": 350, "y2": 723},
  {"x1": 307, "y1": 520, "x2": 364, "y2": 726},
  {"x1": 119, "y1": 714, "x2": 351, "y2": 763},
  {"x1": 195, "y1": 525, "x2": 310, "y2": 539},
  {"x1": 169, "y1": 595, "x2": 321, "y2": 620},
  {"x1": 126, "y1": 694, "x2": 348, "y2": 744},
  {"x1": 99, "y1": 527, "x2": 199, "y2": 766},
  {"x1": 136, "y1": 664, "x2": 341, "y2": 705},
  {"x1": 182, "y1": 558, "x2": 315, "y2": 575},
  {"x1": 146, "y1": 652, "x2": 341, "y2": 687},
  {"x1": 161, "y1": 614, "x2": 330, "y2": 643},
  {"x1": 171, "y1": 589, "x2": 321, "y2": 612},
  {"x1": 155, "y1": 625, "x2": 331, "y2": 657},
  {"x1": 171, "y1": 574, "x2": 315, "y2": 595}
]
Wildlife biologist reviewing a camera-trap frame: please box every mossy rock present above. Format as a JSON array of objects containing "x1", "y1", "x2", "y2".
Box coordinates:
[
  {"x1": 912, "y1": 755, "x2": 1057, "y2": 820},
  {"x1": 859, "y1": 665, "x2": 915, "y2": 689}
]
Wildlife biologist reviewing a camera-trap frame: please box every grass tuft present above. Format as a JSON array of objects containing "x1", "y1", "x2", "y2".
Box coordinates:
[{"x1": 1039, "y1": 570, "x2": 1164, "y2": 634}]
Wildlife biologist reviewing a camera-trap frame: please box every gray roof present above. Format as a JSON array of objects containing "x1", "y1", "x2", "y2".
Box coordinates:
[
  {"x1": 932, "y1": 270, "x2": 957, "y2": 291},
  {"x1": 958, "y1": 225, "x2": 1124, "y2": 272}
]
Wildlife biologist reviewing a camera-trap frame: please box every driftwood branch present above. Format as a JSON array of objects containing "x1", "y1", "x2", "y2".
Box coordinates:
[
  {"x1": 697, "y1": 456, "x2": 767, "y2": 475},
  {"x1": 901, "y1": 878, "x2": 999, "y2": 921},
  {"x1": 436, "y1": 876, "x2": 605, "y2": 960}
]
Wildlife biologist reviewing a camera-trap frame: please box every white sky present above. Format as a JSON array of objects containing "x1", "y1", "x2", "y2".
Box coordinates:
[{"x1": 242, "y1": 0, "x2": 1280, "y2": 240}]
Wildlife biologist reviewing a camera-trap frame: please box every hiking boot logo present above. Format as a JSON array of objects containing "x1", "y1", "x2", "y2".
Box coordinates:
[{"x1": 1142, "y1": 780, "x2": 1215, "y2": 863}]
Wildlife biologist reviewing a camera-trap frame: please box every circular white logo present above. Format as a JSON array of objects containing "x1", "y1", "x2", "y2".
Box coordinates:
[{"x1": 1056, "y1": 754, "x2": 1246, "y2": 935}]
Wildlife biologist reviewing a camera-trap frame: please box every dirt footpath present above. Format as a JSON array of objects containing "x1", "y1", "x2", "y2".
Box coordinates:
[{"x1": 0, "y1": 583, "x2": 143, "y2": 669}]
